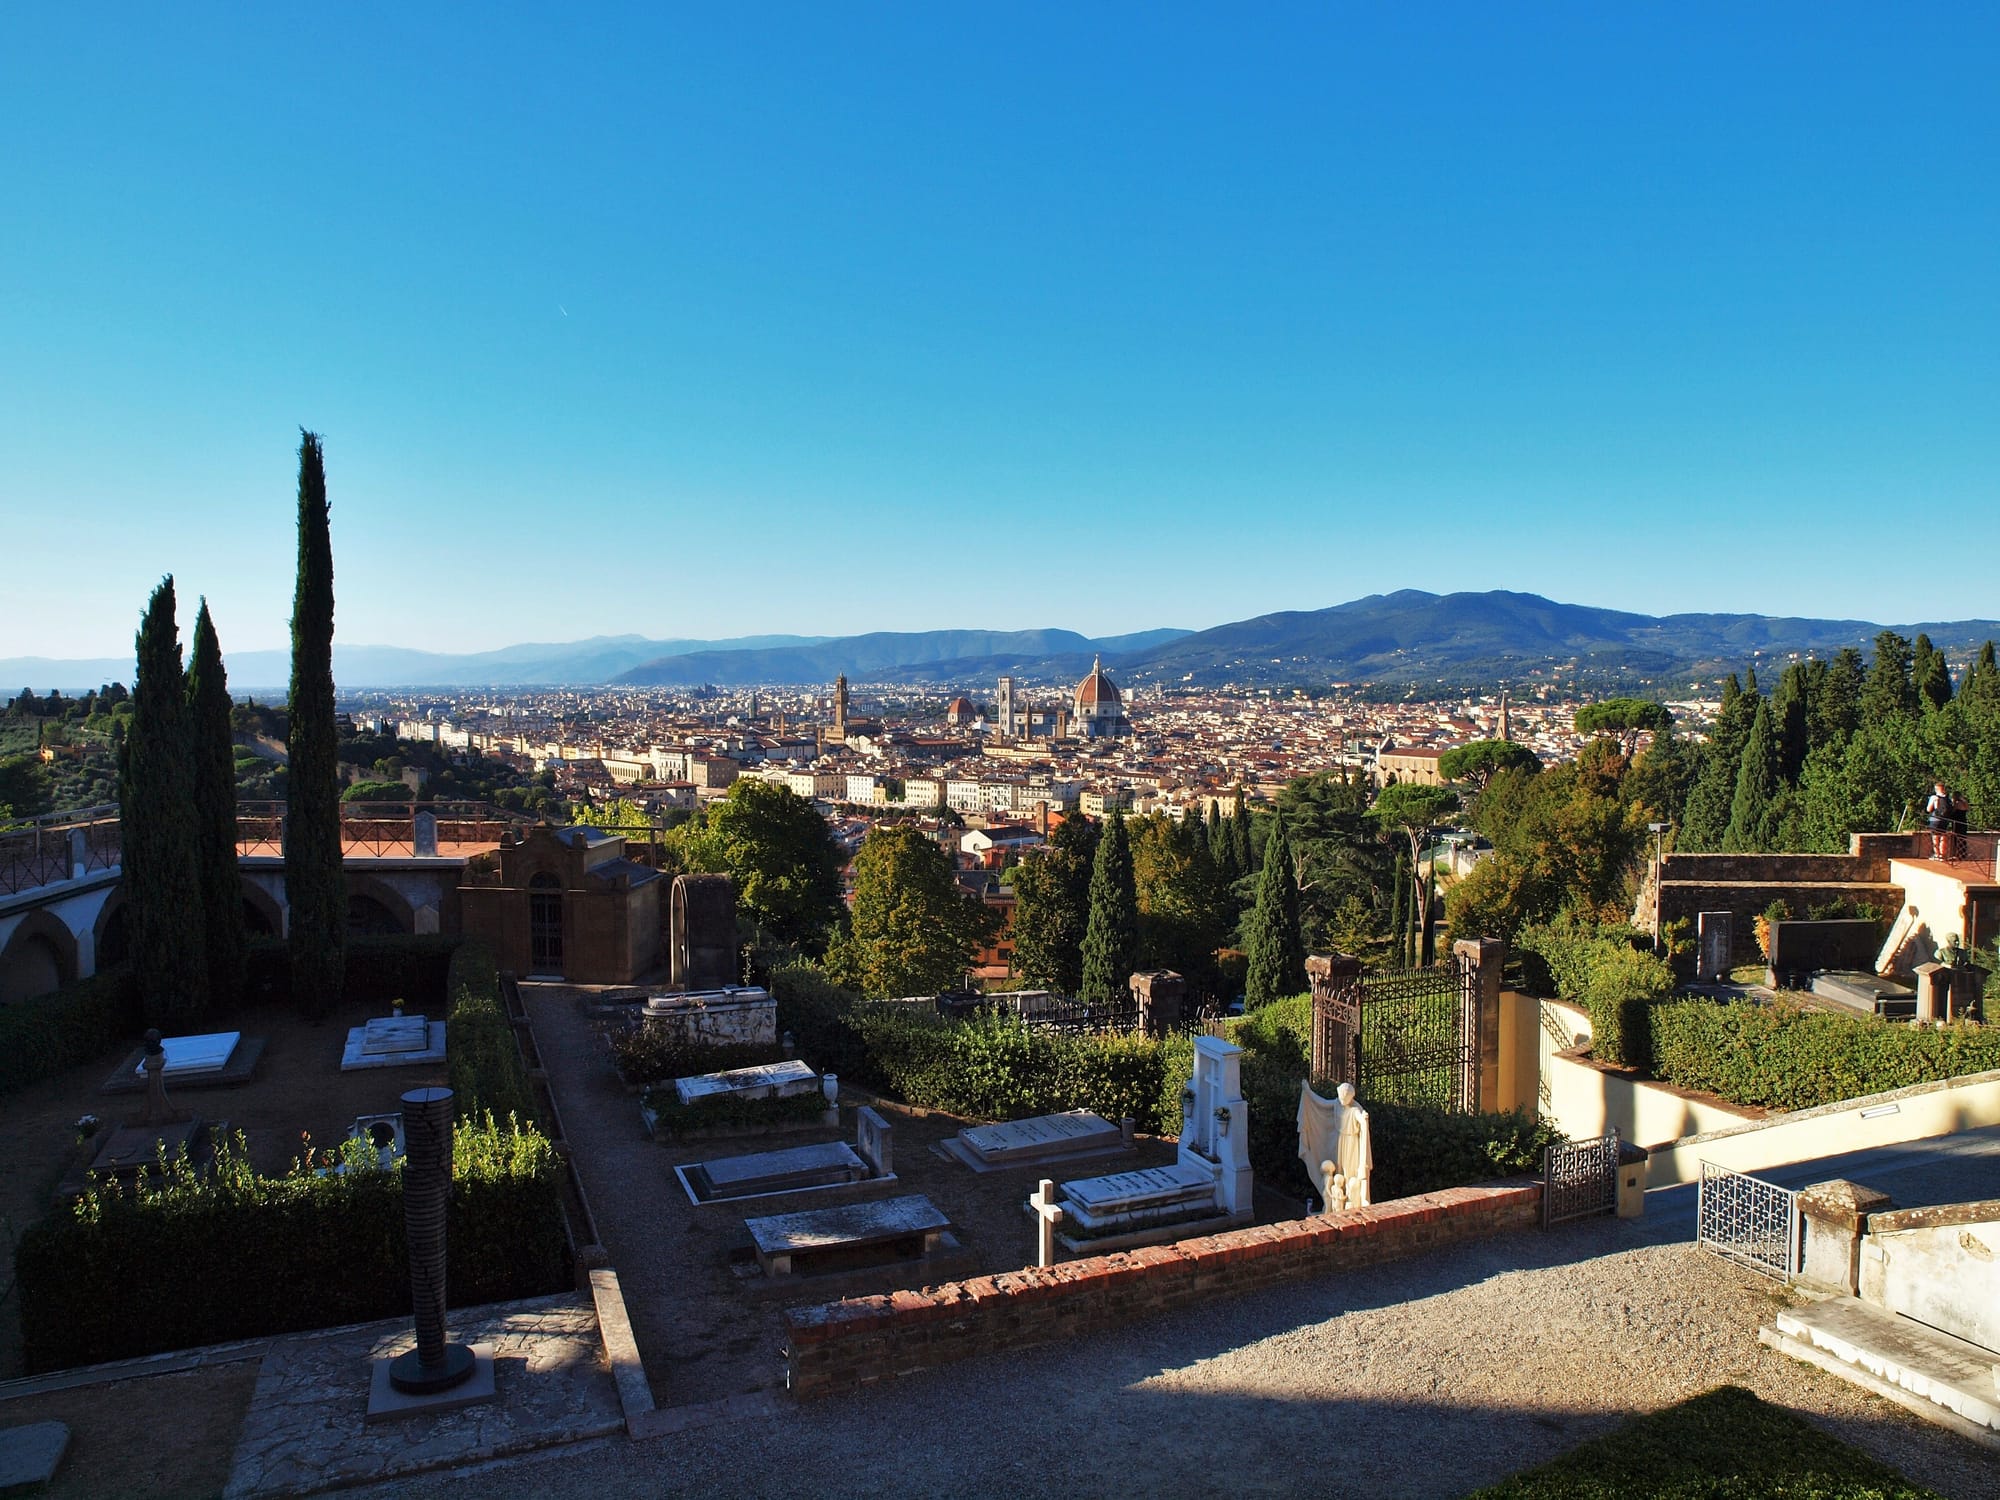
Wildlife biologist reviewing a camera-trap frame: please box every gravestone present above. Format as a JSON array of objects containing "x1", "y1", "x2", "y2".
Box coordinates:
[
  {"x1": 412, "y1": 810, "x2": 439, "y2": 857},
  {"x1": 341, "y1": 1014, "x2": 448, "y2": 1071},
  {"x1": 677, "y1": 1141, "x2": 871, "y2": 1204},
  {"x1": 1180, "y1": 1034, "x2": 1253, "y2": 1216},
  {"x1": 670, "y1": 874, "x2": 738, "y2": 990},
  {"x1": 1811, "y1": 971, "x2": 1916, "y2": 1019},
  {"x1": 745, "y1": 1194, "x2": 953, "y2": 1278},
  {"x1": 1129, "y1": 969, "x2": 1185, "y2": 1036},
  {"x1": 855, "y1": 1105, "x2": 894, "y2": 1177},
  {"x1": 136, "y1": 1031, "x2": 241, "y2": 1078},
  {"x1": 1697, "y1": 910, "x2": 1733, "y2": 981},
  {"x1": 672, "y1": 1057, "x2": 818, "y2": 1108},
  {"x1": 0, "y1": 1420, "x2": 70, "y2": 1493},
  {"x1": 939, "y1": 1110, "x2": 1126, "y2": 1172},
  {"x1": 642, "y1": 986, "x2": 775, "y2": 1046}
]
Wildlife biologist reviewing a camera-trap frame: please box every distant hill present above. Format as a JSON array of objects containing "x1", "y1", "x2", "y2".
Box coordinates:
[
  {"x1": 1116, "y1": 590, "x2": 2000, "y2": 689},
  {"x1": 613, "y1": 629, "x2": 1193, "y2": 687},
  {"x1": 11, "y1": 592, "x2": 1998, "y2": 696}
]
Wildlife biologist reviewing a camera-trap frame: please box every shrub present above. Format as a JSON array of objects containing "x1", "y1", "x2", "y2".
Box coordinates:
[
  {"x1": 1583, "y1": 946, "x2": 1675, "y2": 1069},
  {"x1": 15, "y1": 1114, "x2": 568, "y2": 1371},
  {"x1": 770, "y1": 961, "x2": 875, "y2": 1082},
  {"x1": 1648, "y1": 999, "x2": 2000, "y2": 1112},
  {"x1": 1367, "y1": 1101, "x2": 1562, "y2": 1201},
  {"x1": 445, "y1": 941, "x2": 538, "y2": 1126},
  {"x1": 242, "y1": 933, "x2": 460, "y2": 1009},
  {"x1": 641, "y1": 1085, "x2": 830, "y2": 1138},
  {"x1": 0, "y1": 966, "x2": 142, "y2": 1098},
  {"x1": 610, "y1": 1026, "x2": 785, "y2": 1087}
]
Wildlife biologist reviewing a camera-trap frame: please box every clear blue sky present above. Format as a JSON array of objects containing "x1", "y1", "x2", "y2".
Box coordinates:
[{"x1": 3, "y1": 5, "x2": 1994, "y2": 660}]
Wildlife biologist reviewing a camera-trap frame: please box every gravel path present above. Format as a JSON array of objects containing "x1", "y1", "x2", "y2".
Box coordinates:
[{"x1": 366, "y1": 1212, "x2": 2000, "y2": 1500}]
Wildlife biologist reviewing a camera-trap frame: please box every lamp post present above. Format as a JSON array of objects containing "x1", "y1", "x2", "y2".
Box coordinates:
[{"x1": 1648, "y1": 822, "x2": 1670, "y2": 954}]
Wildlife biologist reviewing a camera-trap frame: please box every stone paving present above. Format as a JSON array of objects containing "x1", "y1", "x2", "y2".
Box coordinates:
[{"x1": 222, "y1": 1294, "x2": 621, "y2": 1498}]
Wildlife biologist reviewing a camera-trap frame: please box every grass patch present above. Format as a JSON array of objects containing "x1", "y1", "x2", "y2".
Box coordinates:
[{"x1": 1470, "y1": 1385, "x2": 1938, "y2": 1499}]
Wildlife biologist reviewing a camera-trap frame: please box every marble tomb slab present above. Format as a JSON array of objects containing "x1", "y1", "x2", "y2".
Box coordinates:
[
  {"x1": 0, "y1": 1420, "x2": 70, "y2": 1493},
  {"x1": 745, "y1": 1194, "x2": 952, "y2": 1278},
  {"x1": 675, "y1": 1140, "x2": 872, "y2": 1205},
  {"x1": 341, "y1": 1019, "x2": 447, "y2": 1071},
  {"x1": 100, "y1": 1037, "x2": 266, "y2": 1094},
  {"x1": 1056, "y1": 1161, "x2": 1227, "y2": 1244},
  {"x1": 672, "y1": 1058, "x2": 818, "y2": 1108},
  {"x1": 939, "y1": 1109, "x2": 1127, "y2": 1172}
]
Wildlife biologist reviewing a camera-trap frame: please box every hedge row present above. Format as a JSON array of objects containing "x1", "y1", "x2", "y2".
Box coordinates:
[
  {"x1": 242, "y1": 933, "x2": 462, "y2": 1009},
  {"x1": 445, "y1": 941, "x2": 538, "y2": 1126},
  {"x1": 15, "y1": 1114, "x2": 569, "y2": 1371},
  {"x1": 1648, "y1": 999, "x2": 2000, "y2": 1112},
  {"x1": 1517, "y1": 917, "x2": 1674, "y2": 1068},
  {"x1": 0, "y1": 966, "x2": 142, "y2": 1099}
]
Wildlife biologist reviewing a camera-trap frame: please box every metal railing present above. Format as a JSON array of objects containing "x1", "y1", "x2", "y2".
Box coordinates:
[
  {"x1": 2, "y1": 800, "x2": 529, "y2": 896},
  {"x1": 1696, "y1": 1160, "x2": 1802, "y2": 1279},
  {"x1": 1544, "y1": 1131, "x2": 1620, "y2": 1228}
]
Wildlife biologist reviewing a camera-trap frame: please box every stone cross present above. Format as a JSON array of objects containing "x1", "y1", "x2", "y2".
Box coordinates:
[{"x1": 1030, "y1": 1178, "x2": 1066, "y2": 1269}]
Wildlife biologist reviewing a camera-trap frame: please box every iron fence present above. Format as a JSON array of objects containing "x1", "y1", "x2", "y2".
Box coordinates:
[
  {"x1": 1543, "y1": 1131, "x2": 1620, "y2": 1227},
  {"x1": 0, "y1": 808, "x2": 122, "y2": 896},
  {"x1": 1696, "y1": 1160, "x2": 1802, "y2": 1279}
]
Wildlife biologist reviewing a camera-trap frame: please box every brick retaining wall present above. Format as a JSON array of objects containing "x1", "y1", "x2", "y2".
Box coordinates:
[{"x1": 782, "y1": 1180, "x2": 1541, "y2": 1399}]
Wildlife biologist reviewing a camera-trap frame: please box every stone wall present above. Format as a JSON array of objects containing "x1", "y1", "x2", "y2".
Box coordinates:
[{"x1": 782, "y1": 1181, "x2": 1541, "y2": 1399}]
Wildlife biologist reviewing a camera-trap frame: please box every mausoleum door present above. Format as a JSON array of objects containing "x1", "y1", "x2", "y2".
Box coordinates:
[{"x1": 529, "y1": 874, "x2": 565, "y2": 976}]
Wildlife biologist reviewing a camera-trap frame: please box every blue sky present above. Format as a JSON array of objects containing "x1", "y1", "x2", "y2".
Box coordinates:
[{"x1": 3, "y1": 5, "x2": 1994, "y2": 660}]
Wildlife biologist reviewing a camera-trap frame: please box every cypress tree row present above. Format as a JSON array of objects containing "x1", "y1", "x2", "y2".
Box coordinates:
[
  {"x1": 187, "y1": 599, "x2": 245, "y2": 1010},
  {"x1": 121, "y1": 577, "x2": 210, "y2": 1023},
  {"x1": 286, "y1": 431, "x2": 346, "y2": 1017},
  {"x1": 1722, "y1": 699, "x2": 1781, "y2": 852},
  {"x1": 1390, "y1": 853, "x2": 1410, "y2": 968},
  {"x1": 1242, "y1": 806, "x2": 1306, "y2": 1008},
  {"x1": 1078, "y1": 813, "x2": 1138, "y2": 1003}
]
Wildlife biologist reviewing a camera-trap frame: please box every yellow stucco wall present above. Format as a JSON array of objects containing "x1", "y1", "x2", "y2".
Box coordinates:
[{"x1": 1542, "y1": 1041, "x2": 1757, "y2": 1150}]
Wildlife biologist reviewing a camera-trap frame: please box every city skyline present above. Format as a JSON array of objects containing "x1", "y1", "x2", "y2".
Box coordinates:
[{"x1": 5, "y1": 5, "x2": 1996, "y2": 659}]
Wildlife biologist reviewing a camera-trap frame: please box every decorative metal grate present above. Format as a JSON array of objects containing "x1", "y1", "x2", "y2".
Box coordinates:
[
  {"x1": 1358, "y1": 959, "x2": 1477, "y2": 1111},
  {"x1": 1696, "y1": 1160, "x2": 1802, "y2": 1279},
  {"x1": 1543, "y1": 1131, "x2": 1621, "y2": 1227}
]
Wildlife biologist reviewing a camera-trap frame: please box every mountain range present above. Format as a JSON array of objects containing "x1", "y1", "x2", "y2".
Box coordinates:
[{"x1": 7, "y1": 592, "x2": 1998, "y2": 694}]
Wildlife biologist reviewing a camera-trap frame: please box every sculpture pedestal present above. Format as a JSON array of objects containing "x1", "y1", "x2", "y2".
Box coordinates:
[{"x1": 365, "y1": 1342, "x2": 495, "y2": 1423}]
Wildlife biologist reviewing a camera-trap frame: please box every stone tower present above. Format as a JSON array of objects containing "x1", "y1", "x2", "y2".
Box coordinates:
[
  {"x1": 832, "y1": 674, "x2": 849, "y2": 740},
  {"x1": 1498, "y1": 688, "x2": 1511, "y2": 743},
  {"x1": 996, "y1": 675, "x2": 1017, "y2": 740}
]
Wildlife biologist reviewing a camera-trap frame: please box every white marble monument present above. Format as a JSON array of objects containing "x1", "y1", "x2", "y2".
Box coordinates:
[
  {"x1": 1180, "y1": 1034, "x2": 1253, "y2": 1216},
  {"x1": 1297, "y1": 1080, "x2": 1372, "y2": 1211}
]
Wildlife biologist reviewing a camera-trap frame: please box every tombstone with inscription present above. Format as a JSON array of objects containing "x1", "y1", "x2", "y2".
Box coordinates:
[
  {"x1": 412, "y1": 809, "x2": 439, "y2": 858},
  {"x1": 672, "y1": 1057, "x2": 820, "y2": 1108},
  {"x1": 939, "y1": 1109, "x2": 1128, "y2": 1173},
  {"x1": 674, "y1": 1104, "x2": 898, "y2": 1205},
  {"x1": 1697, "y1": 910, "x2": 1733, "y2": 982},
  {"x1": 1178, "y1": 1034, "x2": 1253, "y2": 1216}
]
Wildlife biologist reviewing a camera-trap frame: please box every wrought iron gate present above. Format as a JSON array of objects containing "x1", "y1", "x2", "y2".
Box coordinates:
[
  {"x1": 1543, "y1": 1131, "x2": 1620, "y2": 1227},
  {"x1": 1309, "y1": 952, "x2": 1480, "y2": 1112},
  {"x1": 1696, "y1": 1161, "x2": 1802, "y2": 1279}
]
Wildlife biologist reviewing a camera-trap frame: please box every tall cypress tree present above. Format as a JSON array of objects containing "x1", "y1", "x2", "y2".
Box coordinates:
[
  {"x1": 286, "y1": 431, "x2": 345, "y2": 1017},
  {"x1": 1723, "y1": 698, "x2": 1781, "y2": 852},
  {"x1": 1682, "y1": 673, "x2": 1756, "y2": 850},
  {"x1": 1242, "y1": 807, "x2": 1306, "y2": 1008},
  {"x1": 187, "y1": 599, "x2": 244, "y2": 1010},
  {"x1": 1390, "y1": 853, "x2": 1410, "y2": 968},
  {"x1": 1231, "y1": 791, "x2": 1253, "y2": 875},
  {"x1": 1913, "y1": 634, "x2": 1953, "y2": 713},
  {"x1": 1079, "y1": 813, "x2": 1138, "y2": 1003},
  {"x1": 1965, "y1": 642, "x2": 2000, "y2": 707},
  {"x1": 1862, "y1": 630, "x2": 1917, "y2": 721},
  {"x1": 122, "y1": 577, "x2": 209, "y2": 1022},
  {"x1": 1209, "y1": 801, "x2": 1239, "y2": 885}
]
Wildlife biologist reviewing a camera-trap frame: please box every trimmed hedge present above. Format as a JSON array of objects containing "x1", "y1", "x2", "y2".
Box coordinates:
[
  {"x1": 1648, "y1": 999, "x2": 2000, "y2": 1113},
  {"x1": 610, "y1": 1026, "x2": 785, "y2": 1088},
  {"x1": 1518, "y1": 917, "x2": 1674, "y2": 1068},
  {"x1": 16, "y1": 1115, "x2": 568, "y2": 1372},
  {"x1": 445, "y1": 941, "x2": 538, "y2": 1127},
  {"x1": 0, "y1": 966, "x2": 142, "y2": 1099},
  {"x1": 242, "y1": 933, "x2": 462, "y2": 1009}
]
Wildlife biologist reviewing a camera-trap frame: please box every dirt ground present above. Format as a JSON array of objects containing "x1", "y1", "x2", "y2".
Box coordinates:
[
  {"x1": 0, "y1": 1362, "x2": 257, "y2": 1500},
  {"x1": 525, "y1": 989, "x2": 1199, "y2": 1409},
  {"x1": 0, "y1": 993, "x2": 446, "y2": 1378}
]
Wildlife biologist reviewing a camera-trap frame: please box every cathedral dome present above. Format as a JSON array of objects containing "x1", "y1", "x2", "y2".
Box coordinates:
[{"x1": 1074, "y1": 656, "x2": 1121, "y2": 711}]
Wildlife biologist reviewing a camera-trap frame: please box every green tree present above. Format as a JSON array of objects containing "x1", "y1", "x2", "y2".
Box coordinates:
[
  {"x1": 1371, "y1": 782, "x2": 1458, "y2": 966},
  {"x1": 1079, "y1": 813, "x2": 1138, "y2": 1003},
  {"x1": 1680, "y1": 673, "x2": 1756, "y2": 850},
  {"x1": 1009, "y1": 814, "x2": 1099, "y2": 993},
  {"x1": 1230, "y1": 790, "x2": 1253, "y2": 875},
  {"x1": 825, "y1": 825, "x2": 998, "y2": 999},
  {"x1": 187, "y1": 599, "x2": 244, "y2": 1010},
  {"x1": 1573, "y1": 699, "x2": 1670, "y2": 756},
  {"x1": 1913, "y1": 634, "x2": 1953, "y2": 713},
  {"x1": 1242, "y1": 806, "x2": 1306, "y2": 1008},
  {"x1": 286, "y1": 432, "x2": 345, "y2": 1017},
  {"x1": 1438, "y1": 739, "x2": 1541, "y2": 790},
  {"x1": 1862, "y1": 630, "x2": 1917, "y2": 721},
  {"x1": 1769, "y1": 661, "x2": 1816, "y2": 783},
  {"x1": 1130, "y1": 813, "x2": 1228, "y2": 997},
  {"x1": 669, "y1": 779, "x2": 843, "y2": 954},
  {"x1": 1722, "y1": 698, "x2": 1780, "y2": 851},
  {"x1": 122, "y1": 577, "x2": 209, "y2": 1022},
  {"x1": 1811, "y1": 647, "x2": 1866, "y2": 748}
]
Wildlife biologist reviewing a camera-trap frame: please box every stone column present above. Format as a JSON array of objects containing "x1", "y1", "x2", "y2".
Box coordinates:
[
  {"x1": 1796, "y1": 1179, "x2": 1893, "y2": 1296},
  {"x1": 1129, "y1": 970, "x2": 1185, "y2": 1036},
  {"x1": 1454, "y1": 938, "x2": 1504, "y2": 1113},
  {"x1": 1913, "y1": 962, "x2": 1949, "y2": 1024},
  {"x1": 389, "y1": 1087, "x2": 475, "y2": 1394}
]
